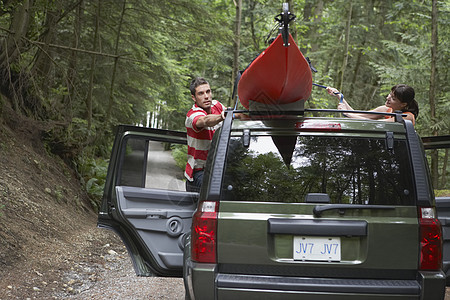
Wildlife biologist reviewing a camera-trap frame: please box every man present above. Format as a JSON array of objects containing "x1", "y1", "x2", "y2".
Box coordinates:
[{"x1": 185, "y1": 77, "x2": 226, "y2": 192}]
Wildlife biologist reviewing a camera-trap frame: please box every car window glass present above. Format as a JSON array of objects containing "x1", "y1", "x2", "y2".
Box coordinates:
[
  {"x1": 119, "y1": 137, "x2": 186, "y2": 191},
  {"x1": 223, "y1": 136, "x2": 415, "y2": 205}
]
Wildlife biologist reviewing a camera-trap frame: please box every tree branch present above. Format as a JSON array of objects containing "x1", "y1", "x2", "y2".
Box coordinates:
[{"x1": 0, "y1": 27, "x2": 151, "y2": 64}]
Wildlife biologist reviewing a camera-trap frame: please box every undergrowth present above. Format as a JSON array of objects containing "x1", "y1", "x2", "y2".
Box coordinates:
[
  {"x1": 171, "y1": 144, "x2": 188, "y2": 171},
  {"x1": 75, "y1": 153, "x2": 109, "y2": 212}
]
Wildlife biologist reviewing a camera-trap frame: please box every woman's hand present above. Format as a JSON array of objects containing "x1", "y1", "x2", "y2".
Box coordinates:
[{"x1": 326, "y1": 87, "x2": 341, "y2": 99}]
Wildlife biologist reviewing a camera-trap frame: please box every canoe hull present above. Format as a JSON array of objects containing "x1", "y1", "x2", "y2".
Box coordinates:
[{"x1": 238, "y1": 34, "x2": 312, "y2": 109}]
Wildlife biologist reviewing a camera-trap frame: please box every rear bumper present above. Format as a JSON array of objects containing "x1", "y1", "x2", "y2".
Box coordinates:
[
  {"x1": 217, "y1": 274, "x2": 420, "y2": 295},
  {"x1": 186, "y1": 262, "x2": 446, "y2": 300},
  {"x1": 216, "y1": 272, "x2": 445, "y2": 300}
]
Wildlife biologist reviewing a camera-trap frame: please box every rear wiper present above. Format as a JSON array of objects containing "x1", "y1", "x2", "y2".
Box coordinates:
[{"x1": 313, "y1": 204, "x2": 395, "y2": 217}]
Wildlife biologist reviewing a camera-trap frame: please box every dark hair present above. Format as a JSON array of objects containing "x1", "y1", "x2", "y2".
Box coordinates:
[
  {"x1": 391, "y1": 84, "x2": 419, "y2": 118},
  {"x1": 190, "y1": 77, "x2": 209, "y2": 95}
]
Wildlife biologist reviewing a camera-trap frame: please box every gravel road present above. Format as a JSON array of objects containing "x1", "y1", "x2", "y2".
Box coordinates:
[
  {"x1": 0, "y1": 226, "x2": 185, "y2": 300},
  {"x1": 57, "y1": 229, "x2": 186, "y2": 300},
  {"x1": 62, "y1": 242, "x2": 184, "y2": 299}
]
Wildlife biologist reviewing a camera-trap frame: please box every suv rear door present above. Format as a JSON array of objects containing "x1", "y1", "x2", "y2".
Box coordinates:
[
  {"x1": 98, "y1": 125, "x2": 196, "y2": 277},
  {"x1": 211, "y1": 118, "x2": 443, "y2": 298}
]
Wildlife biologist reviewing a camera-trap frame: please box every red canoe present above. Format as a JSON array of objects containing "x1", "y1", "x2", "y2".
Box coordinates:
[{"x1": 237, "y1": 33, "x2": 312, "y2": 110}]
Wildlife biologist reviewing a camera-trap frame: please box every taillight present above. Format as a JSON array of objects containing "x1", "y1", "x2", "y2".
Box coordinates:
[
  {"x1": 419, "y1": 207, "x2": 442, "y2": 270},
  {"x1": 191, "y1": 201, "x2": 219, "y2": 263}
]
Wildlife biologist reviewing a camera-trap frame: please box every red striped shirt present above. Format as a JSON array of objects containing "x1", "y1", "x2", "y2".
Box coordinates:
[{"x1": 184, "y1": 100, "x2": 225, "y2": 181}]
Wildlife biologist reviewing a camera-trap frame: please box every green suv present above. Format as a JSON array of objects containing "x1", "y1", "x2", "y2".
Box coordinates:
[{"x1": 98, "y1": 109, "x2": 447, "y2": 299}]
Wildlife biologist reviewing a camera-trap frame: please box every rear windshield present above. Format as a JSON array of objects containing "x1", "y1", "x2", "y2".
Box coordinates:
[{"x1": 222, "y1": 135, "x2": 415, "y2": 205}]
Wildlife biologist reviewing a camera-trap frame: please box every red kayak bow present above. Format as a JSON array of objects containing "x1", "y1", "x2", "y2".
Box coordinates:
[{"x1": 237, "y1": 33, "x2": 312, "y2": 110}]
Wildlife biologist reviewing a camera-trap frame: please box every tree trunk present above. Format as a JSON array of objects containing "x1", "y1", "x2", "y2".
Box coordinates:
[
  {"x1": 0, "y1": 0, "x2": 33, "y2": 65},
  {"x1": 31, "y1": 4, "x2": 61, "y2": 97},
  {"x1": 64, "y1": 0, "x2": 84, "y2": 121},
  {"x1": 441, "y1": 149, "x2": 448, "y2": 189},
  {"x1": 310, "y1": 0, "x2": 323, "y2": 54},
  {"x1": 300, "y1": 0, "x2": 323, "y2": 55},
  {"x1": 429, "y1": 0, "x2": 439, "y2": 188},
  {"x1": 86, "y1": 0, "x2": 101, "y2": 131},
  {"x1": 229, "y1": 0, "x2": 242, "y2": 107},
  {"x1": 324, "y1": 32, "x2": 343, "y2": 79},
  {"x1": 248, "y1": 0, "x2": 259, "y2": 52},
  {"x1": 299, "y1": 0, "x2": 312, "y2": 55},
  {"x1": 0, "y1": 0, "x2": 34, "y2": 110},
  {"x1": 337, "y1": 0, "x2": 352, "y2": 92},
  {"x1": 287, "y1": 0, "x2": 297, "y2": 43},
  {"x1": 348, "y1": 45, "x2": 363, "y2": 99},
  {"x1": 107, "y1": 0, "x2": 127, "y2": 125},
  {"x1": 347, "y1": 0, "x2": 373, "y2": 100}
]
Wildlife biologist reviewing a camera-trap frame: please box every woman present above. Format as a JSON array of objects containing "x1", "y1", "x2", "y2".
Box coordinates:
[{"x1": 327, "y1": 84, "x2": 419, "y2": 125}]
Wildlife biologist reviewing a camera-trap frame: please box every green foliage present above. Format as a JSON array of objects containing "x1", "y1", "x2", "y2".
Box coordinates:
[
  {"x1": 0, "y1": 0, "x2": 448, "y2": 199},
  {"x1": 75, "y1": 154, "x2": 109, "y2": 211},
  {"x1": 436, "y1": 190, "x2": 450, "y2": 197},
  {"x1": 53, "y1": 186, "x2": 65, "y2": 203},
  {"x1": 171, "y1": 144, "x2": 188, "y2": 171}
]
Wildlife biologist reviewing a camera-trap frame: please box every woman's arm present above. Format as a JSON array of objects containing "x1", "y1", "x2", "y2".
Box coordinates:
[
  {"x1": 327, "y1": 87, "x2": 389, "y2": 120},
  {"x1": 341, "y1": 105, "x2": 389, "y2": 120}
]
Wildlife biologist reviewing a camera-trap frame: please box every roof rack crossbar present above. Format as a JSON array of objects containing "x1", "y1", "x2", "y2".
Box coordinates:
[{"x1": 232, "y1": 108, "x2": 406, "y2": 120}]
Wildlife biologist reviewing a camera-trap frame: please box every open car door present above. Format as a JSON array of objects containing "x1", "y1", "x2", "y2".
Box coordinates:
[
  {"x1": 423, "y1": 135, "x2": 450, "y2": 285},
  {"x1": 98, "y1": 125, "x2": 197, "y2": 277}
]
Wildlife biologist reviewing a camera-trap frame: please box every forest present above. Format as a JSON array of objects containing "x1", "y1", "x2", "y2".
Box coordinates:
[{"x1": 0, "y1": 0, "x2": 448, "y2": 207}]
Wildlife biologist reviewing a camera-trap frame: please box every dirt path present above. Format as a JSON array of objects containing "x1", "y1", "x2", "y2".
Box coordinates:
[
  {"x1": 56, "y1": 226, "x2": 185, "y2": 299},
  {"x1": 0, "y1": 219, "x2": 185, "y2": 299}
]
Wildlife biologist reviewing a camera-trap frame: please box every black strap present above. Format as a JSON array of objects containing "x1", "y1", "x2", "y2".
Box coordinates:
[
  {"x1": 231, "y1": 70, "x2": 242, "y2": 106},
  {"x1": 306, "y1": 57, "x2": 317, "y2": 73}
]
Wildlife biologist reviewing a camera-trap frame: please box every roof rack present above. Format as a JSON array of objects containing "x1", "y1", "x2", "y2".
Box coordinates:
[{"x1": 231, "y1": 108, "x2": 407, "y2": 123}]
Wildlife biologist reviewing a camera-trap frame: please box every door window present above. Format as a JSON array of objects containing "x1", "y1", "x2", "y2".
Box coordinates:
[{"x1": 119, "y1": 137, "x2": 187, "y2": 191}]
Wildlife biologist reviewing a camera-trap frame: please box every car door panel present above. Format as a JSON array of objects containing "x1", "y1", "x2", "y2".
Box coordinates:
[
  {"x1": 423, "y1": 135, "x2": 450, "y2": 285},
  {"x1": 436, "y1": 197, "x2": 450, "y2": 285},
  {"x1": 98, "y1": 125, "x2": 196, "y2": 277},
  {"x1": 116, "y1": 186, "x2": 197, "y2": 269}
]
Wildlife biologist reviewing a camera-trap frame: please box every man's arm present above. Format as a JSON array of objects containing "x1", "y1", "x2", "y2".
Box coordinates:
[{"x1": 195, "y1": 111, "x2": 225, "y2": 129}]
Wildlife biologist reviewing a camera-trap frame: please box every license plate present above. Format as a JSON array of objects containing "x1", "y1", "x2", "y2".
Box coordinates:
[{"x1": 293, "y1": 236, "x2": 341, "y2": 261}]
